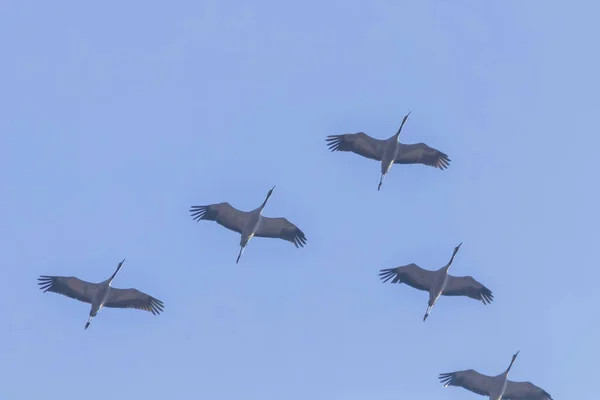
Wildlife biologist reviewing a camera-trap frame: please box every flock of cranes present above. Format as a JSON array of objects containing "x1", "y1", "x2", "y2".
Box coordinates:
[{"x1": 37, "y1": 110, "x2": 553, "y2": 399}]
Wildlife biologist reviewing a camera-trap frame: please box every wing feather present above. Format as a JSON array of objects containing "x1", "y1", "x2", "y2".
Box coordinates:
[
  {"x1": 189, "y1": 202, "x2": 249, "y2": 234},
  {"x1": 326, "y1": 132, "x2": 385, "y2": 161},
  {"x1": 38, "y1": 275, "x2": 96, "y2": 304},
  {"x1": 442, "y1": 275, "x2": 494, "y2": 304},
  {"x1": 378, "y1": 263, "x2": 436, "y2": 292},
  {"x1": 104, "y1": 288, "x2": 164, "y2": 315},
  {"x1": 502, "y1": 380, "x2": 553, "y2": 400},
  {"x1": 439, "y1": 369, "x2": 494, "y2": 397},
  {"x1": 254, "y1": 217, "x2": 307, "y2": 248},
  {"x1": 394, "y1": 143, "x2": 450, "y2": 169}
]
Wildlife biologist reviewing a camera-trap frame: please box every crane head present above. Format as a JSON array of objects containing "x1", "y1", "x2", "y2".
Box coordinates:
[
  {"x1": 266, "y1": 186, "x2": 275, "y2": 200},
  {"x1": 453, "y1": 242, "x2": 462, "y2": 254}
]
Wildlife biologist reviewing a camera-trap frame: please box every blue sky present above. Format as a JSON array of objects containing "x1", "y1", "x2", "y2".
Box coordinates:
[{"x1": 0, "y1": 1, "x2": 596, "y2": 398}]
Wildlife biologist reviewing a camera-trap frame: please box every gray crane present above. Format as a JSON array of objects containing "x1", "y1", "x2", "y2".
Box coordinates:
[
  {"x1": 439, "y1": 351, "x2": 553, "y2": 400},
  {"x1": 326, "y1": 112, "x2": 450, "y2": 190},
  {"x1": 378, "y1": 243, "x2": 493, "y2": 321},
  {"x1": 189, "y1": 186, "x2": 307, "y2": 263},
  {"x1": 38, "y1": 259, "x2": 164, "y2": 330}
]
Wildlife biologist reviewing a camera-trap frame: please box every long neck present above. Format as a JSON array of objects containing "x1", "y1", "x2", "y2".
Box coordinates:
[
  {"x1": 259, "y1": 192, "x2": 272, "y2": 211},
  {"x1": 393, "y1": 114, "x2": 411, "y2": 140},
  {"x1": 108, "y1": 262, "x2": 124, "y2": 285},
  {"x1": 505, "y1": 356, "x2": 517, "y2": 375},
  {"x1": 393, "y1": 121, "x2": 407, "y2": 140},
  {"x1": 443, "y1": 252, "x2": 457, "y2": 272}
]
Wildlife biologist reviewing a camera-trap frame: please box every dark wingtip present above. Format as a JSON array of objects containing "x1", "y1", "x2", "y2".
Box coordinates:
[
  {"x1": 189, "y1": 205, "x2": 209, "y2": 221},
  {"x1": 294, "y1": 228, "x2": 308, "y2": 248},
  {"x1": 480, "y1": 286, "x2": 494, "y2": 304},
  {"x1": 325, "y1": 135, "x2": 342, "y2": 152},
  {"x1": 438, "y1": 372, "x2": 454, "y2": 386},
  {"x1": 37, "y1": 276, "x2": 55, "y2": 292},
  {"x1": 378, "y1": 268, "x2": 397, "y2": 283},
  {"x1": 150, "y1": 297, "x2": 165, "y2": 315},
  {"x1": 437, "y1": 153, "x2": 451, "y2": 170}
]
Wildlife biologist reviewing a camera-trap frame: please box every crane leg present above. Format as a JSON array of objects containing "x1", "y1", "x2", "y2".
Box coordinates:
[
  {"x1": 236, "y1": 245, "x2": 246, "y2": 264},
  {"x1": 85, "y1": 315, "x2": 94, "y2": 330},
  {"x1": 378, "y1": 174, "x2": 385, "y2": 191}
]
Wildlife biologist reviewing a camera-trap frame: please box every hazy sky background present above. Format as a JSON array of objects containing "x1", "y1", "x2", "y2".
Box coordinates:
[{"x1": 1, "y1": 1, "x2": 597, "y2": 398}]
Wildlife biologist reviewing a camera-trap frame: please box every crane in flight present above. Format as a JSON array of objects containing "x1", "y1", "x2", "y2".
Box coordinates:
[
  {"x1": 326, "y1": 112, "x2": 450, "y2": 190},
  {"x1": 439, "y1": 350, "x2": 553, "y2": 399},
  {"x1": 38, "y1": 259, "x2": 164, "y2": 330},
  {"x1": 379, "y1": 243, "x2": 493, "y2": 321},
  {"x1": 190, "y1": 186, "x2": 307, "y2": 263}
]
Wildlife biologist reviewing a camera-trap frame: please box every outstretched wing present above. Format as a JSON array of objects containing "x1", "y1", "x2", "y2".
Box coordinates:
[
  {"x1": 104, "y1": 288, "x2": 164, "y2": 315},
  {"x1": 394, "y1": 143, "x2": 450, "y2": 169},
  {"x1": 378, "y1": 263, "x2": 436, "y2": 292},
  {"x1": 189, "y1": 202, "x2": 250, "y2": 234},
  {"x1": 326, "y1": 132, "x2": 385, "y2": 161},
  {"x1": 439, "y1": 369, "x2": 494, "y2": 397},
  {"x1": 38, "y1": 275, "x2": 96, "y2": 304},
  {"x1": 443, "y1": 275, "x2": 494, "y2": 304},
  {"x1": 255, "y1": 217, "x2": 307, "y2": 248},
  {"x1": 503, "y1": 380, "x2": 553, "y2": 400}
]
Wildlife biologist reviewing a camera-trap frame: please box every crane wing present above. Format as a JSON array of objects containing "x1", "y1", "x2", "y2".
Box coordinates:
[
  {"x1": 394, "y1": 143, "x2": 450, "y2": 169},
  {"x1": 104, "y1": 288, "x2": 164, "y2": 315},
  {"x1": 439, "y1": 369, "x2": 494, "y2": 397},
  {"x1": 189, "y1": 202, "x2": 250, "y2": 234},
  {"x1": 502, "y1": 380, "x2": 553, "y2": 400},
  {"x1": 254, "y1": 217, "x2": 307, "y2": 248},
  {"x1": 378, "y1": 263, "x2": 436, "y2": 292},
  {"x1": 326, "y1": 132, "x2": 385, "y2": 161},
  {"x1": 442, "y1": 275, "x2": 494, "y2": 304},
  {"x1": 38, "y1": 275, "x2": 96, "y2": 304}
]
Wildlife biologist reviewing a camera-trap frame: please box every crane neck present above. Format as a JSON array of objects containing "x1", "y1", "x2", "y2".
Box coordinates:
[
  {"x1": 108, "y1": 259, "x2": 125, "y2": 284},
  {"x1": 393, "y1": 112, "x2": 411, "y2": 140},
  {"x1": 443, "y1": 243, "x2": 462, "y2": 272},
  {"x1": 259, "y1": 187, "x2": 275, "y2": 211},
  {"x1": 443, "y1": 253, "x2": 457, "y2": 272},
  {"x1": 393, "y1": 124, "x2": 405, "y2": 140},
  {"x1": 505, "y1": 354, "x2": 518, "y2": 375}
]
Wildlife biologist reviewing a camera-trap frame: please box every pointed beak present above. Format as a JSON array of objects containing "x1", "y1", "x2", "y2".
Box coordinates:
[
  {"x1": 457, "y1": 242, "x2": 463, "y2": 249},
  {"x1": 514, "y1": 350, "x2": 520, "y2": 358},
  {"x1": 271, "y1": 185, "x2": 276, "y2": 191},
  {"x1": 405, "y1": 111, "x2": 411, "y2": 119}
]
